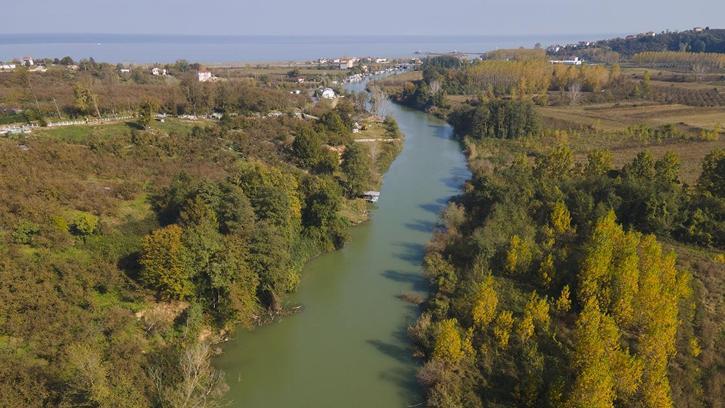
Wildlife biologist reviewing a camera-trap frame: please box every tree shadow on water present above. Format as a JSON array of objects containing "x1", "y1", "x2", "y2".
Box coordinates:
[
  {"x1": 367, "y1": 339, "x2": 411, "y2": 364},
  {"x1": 419, "y1": 202, "x2": 444, "y2": 214},
  {"x1": 392, "y1": 242, "x2": 427, "y2": 264},
  {"x1": 441, "y1": 166, "x2": 471, "y2": 189},
  {"x1": 404, "y1": 219, "x2": 438, "y2": 233},
  {"x1": 427, "y1": 123, "x2": 452, "y2": 140},
  {"x1": 366, "y1": 328, "x2": 425, "y2": 401},
  {"x1": 382, "y1": 270, "x2": 428, "y2": 292}
]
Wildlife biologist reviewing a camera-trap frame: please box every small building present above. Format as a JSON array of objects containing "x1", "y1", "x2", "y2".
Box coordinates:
[
  {"x1": 151, "y1": 67, "x2": 168, "y2": 76},
  {"x1": 297, "y1": 77, "x2": 305, "y2": 83},
  {"x1": 375, "y1": 58, "x2": 388, "y2": 63},
  {"x1": 119, "y1": 68, "x2": 131, "y2": 74},
  {"x1": 21, "y1": 56, "x2": 34, "y2": 66},
  {"x1": 693, "y1": 27, "x2": 704, "y2": 33},
  {"x1": 197, "y1": 71, "x2": 213, "y2": 82},
  {"x1": 28, "y1": 65, "x2": 47, "y2": 73},
  {"x1": 0, "y1": 64, "x2": 16, "y2": 71},
  {"x1": 339, "y1": 58, "x2": 356, "y2": 69},
  {"x1": 321, "y1": 88, "x2": 336, "y2": 99}
]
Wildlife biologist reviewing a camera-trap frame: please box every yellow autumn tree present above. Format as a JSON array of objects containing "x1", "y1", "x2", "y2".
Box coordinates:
[
  {"x1": 525, "y1": 292, "x2": 550, "y2": 331},
  {"x1": 517, "y1": 292, "x2": 550, "y2": 342},
  {"x1": 570, "y1": 297, "x2": 643, "y2": 408},
  {"x1": 433, "y1": 318, "x2": 465, "y2": 364},
  {"x1": 555, "y1": 285, "x2": 572, "y2": 313},
  {"x1": 538, "y1": 253, "x2": 555, "y2": 288},
  {"x1": 634, "y1": 235, "x2": 684, "y2": 408},
  {"x1": 579, "y1": 210, "x2": 621, "y2": 309},
  {"x1": 471, "y1": 275, "x2": 498, "y2": 328},
  {"x1": 550, "y1": 200, "x2": 573, "y2": 235},
  {"x1": 140, "y1": 224, "x2": 194, "y2": 300},
  {"x1": 610, "y1": 230, "x2": 641, "y2": 327},
  {"x1": 493, "y1": 310, "x2": 514, "y2": 349},
  {"x1": 505, "y1": 235, "x2": 532, "y2": 275}
]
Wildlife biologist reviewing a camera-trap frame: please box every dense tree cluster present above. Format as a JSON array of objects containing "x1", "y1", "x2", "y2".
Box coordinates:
[
  {"x1": 633, "y1": 51, "x2": 725, "y2": 71},
  {"x1": 448, "y1": 100, "x2": 540, "y2": 139},
  {"x1": 549, "y1": 29, "x2": 725, "y2": 57},
  {"x1": 411, "y1": 143, "x2": 717, "y2": 407},
  {"x1": 394, "y1": 56, "x2": 620, "y2": 111}
]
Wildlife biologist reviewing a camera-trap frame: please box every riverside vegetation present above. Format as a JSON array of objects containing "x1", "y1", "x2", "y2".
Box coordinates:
[
  {"x1": 0, "y1": 61, "x2": 402, "y2": 406},
  {"x1": 384, "y1": 50, "x2": 724, "y2": 407}
]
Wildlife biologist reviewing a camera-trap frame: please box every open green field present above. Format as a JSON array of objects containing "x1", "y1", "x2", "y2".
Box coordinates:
[{"x1": 32, "y1": 117, "x2": 212, "y2": 143}]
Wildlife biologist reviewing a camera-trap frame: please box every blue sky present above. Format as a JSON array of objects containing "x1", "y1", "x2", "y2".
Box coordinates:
[{"x1": 3, "y1": 0, "x2": 722, "y2": 35}]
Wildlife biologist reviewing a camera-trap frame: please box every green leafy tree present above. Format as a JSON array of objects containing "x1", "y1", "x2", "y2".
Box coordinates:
[
  {"x1": 291, "y1": 128, "x2": 323, "y2": 169},
  {"x1": 341, "y1": 143, "x2": 371, "y2": 197},
  {"x1": 137, "y1": 100, "x2": 157, "y2": 129},
  {"x1": 697, "y1": 148, "x2": 724, "y2": 198}
]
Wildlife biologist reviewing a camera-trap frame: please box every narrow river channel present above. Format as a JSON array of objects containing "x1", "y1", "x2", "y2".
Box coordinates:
[{"x1": 216, "y1": 80, "x2": 469, "y2": 407}]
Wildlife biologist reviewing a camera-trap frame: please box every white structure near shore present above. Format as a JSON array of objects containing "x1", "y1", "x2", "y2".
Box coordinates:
[
  {"x1": 321, "y1": 88, "x2": 336, "y2": 99},
  {"x1": 362, "y1": 191, "x2": 380, "y2": 203}
]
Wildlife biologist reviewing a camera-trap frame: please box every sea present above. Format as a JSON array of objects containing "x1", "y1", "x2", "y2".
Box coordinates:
[{"x1": 0, "y1": 34, "x2": 615, "y2": 64}]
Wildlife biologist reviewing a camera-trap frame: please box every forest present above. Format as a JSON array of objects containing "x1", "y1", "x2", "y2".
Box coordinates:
[
  {"x1": 387, "y1": 54, "x2": 724, "y2": 407},
  {"x1": 549, "y1": 29, "x2": 725, "y2": 57},
  {"x1": 0, "y1": 67, "x2": 397, "y2": 406}
]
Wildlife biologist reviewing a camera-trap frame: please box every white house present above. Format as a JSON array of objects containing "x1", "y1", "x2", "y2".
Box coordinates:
[
  {"x1": 321, "y1": 88, "x2": 336, "y2": 99},
  {"x1": 0, "y1": 64, "x2": 16, "y2": 71},
  {"x1": 550, "y1": 56, "x2": 582, "y2": 65},
  {"x1": 197, "y1": 71, "x2": 213, "y2": 82},
  {"x1": 151, "y1": 67, "x2": 168, "y2": 76},
  {"x1": 339, "y1": 59, "x2": 356, "y2": 70},
  {"x1": 21, "y1": 56, "x2": 34, "y2": 66},
  {"x1": 375, "y1": 58, "x2": 388, "y2": 63},
  {"x1": 119, "y1": 68, "x2": 131, "y2": 74}
]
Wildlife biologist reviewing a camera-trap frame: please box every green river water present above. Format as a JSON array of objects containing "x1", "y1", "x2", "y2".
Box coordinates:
[{"x1": 216, "y1": 82, "x2": 469, "y2": 407}]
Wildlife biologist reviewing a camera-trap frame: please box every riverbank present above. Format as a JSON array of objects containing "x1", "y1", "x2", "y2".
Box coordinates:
[
  {"x1": 380, "y1": 57, "x2": 723, "y2": 407},
  {"x1": 215, "y1": 81, "x2": 469, "y2": 406}
]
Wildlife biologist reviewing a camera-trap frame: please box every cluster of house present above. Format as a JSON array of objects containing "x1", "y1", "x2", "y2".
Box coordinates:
[
  {"x1": 0, "y1": 56, "x2": 46, "y2": 72},
  {"x1": 316, "y1": 56, "x2": 395, "y2": 70},
  {"x1": 116, "y1": 65, "x2": 215, "y2": 82},
  {"x1": 550, "y1": 27, "x2": 709, "y2": 53}
]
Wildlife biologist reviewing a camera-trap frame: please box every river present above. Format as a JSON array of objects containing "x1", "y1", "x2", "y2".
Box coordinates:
[{"x1": 215, "y1": 80, "x2": 469, "y2": 407}]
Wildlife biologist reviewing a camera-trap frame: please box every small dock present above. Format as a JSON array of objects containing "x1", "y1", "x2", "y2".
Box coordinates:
[{"x1": 362, "y1": 191, "x2": 380, "y2": 203}]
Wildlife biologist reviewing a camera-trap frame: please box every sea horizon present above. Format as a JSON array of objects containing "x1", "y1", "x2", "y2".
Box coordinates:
[{"x1": 0, "y1": 33, "x2": 620, "y2": 64}]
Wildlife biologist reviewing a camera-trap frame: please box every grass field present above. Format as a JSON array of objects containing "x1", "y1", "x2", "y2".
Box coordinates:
[
  {"x1": 32, "y1": 118, "x2": 210, "y2": 143},
  {"x1": 538, "y1": 102, "x2": 725, "y2": 132}
]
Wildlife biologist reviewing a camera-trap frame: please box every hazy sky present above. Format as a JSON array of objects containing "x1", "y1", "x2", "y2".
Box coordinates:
[{"x1": 2, "y1": 0, "x2": 722, "y2": 36}]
